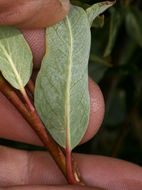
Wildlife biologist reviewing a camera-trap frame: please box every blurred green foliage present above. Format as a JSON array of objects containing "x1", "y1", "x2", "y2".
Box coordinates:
[
  {"x1": 73, "y1": 0, "x2": 142, "y2": 166},
  {"x1": 0, "y1": 0, "x2": 142, "y2": 166}
]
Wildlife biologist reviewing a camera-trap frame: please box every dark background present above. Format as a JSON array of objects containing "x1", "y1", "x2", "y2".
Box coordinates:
[
  {"x1": 0, "y1": 0, "x2": 142, "y2": 166},
  {"x1": 73, "y1": 0, "x2": 142, "y2": 166}
]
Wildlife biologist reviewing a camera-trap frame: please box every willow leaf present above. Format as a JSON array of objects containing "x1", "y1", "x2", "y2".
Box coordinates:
[
  {"x1": 0, "y1": 27, "x2": 33, "y2": 91},
  {"x1": 35, "y1": 3, "x2": 114, "y2": 150},
  {"x1": 35, "y1": 6, "x2": 91, "y2": 150},
  {"x1": 86, "y1": 1, "x2": 115, "y2": 26},
  {"x1": 104, "y1": 7, "x2": 122, "y2": 56}
]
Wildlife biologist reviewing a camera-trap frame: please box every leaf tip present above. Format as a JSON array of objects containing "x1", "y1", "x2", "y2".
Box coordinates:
[
  {"x1": 100, "y1": 0, "x2": 116, "y2": 6},
  {"x1": 86, "y1": 0, "x2": 116, "y2": 27}
]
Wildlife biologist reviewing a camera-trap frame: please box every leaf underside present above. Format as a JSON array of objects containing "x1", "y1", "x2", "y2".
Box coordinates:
[
  {"x1": 0, "y1": 26, "x2": 33, "y2": 91},
  {"x1": 35, "y1": 6, "x2": 91, "y2": 150},
  {"x1": 86, "y1": 1, "x2": 116, "y2": 26},
  {"x1": 35, "y1": 2, "x2": 115, "y2": 150}
]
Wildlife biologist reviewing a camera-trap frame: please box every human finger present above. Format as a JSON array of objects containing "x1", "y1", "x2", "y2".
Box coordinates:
[
  {"x1": 0, "y1": 28, "x2": 105, "y2": 145},
  {"x1": 0, "y1": 78, "x2": 104, "y2": 146},
  {"x1": 2, "y1": 185, "x2": 104, "y2": 190},
  {"x1": 21, "y1": 29, "x2": 105, "y2": 143},
  {"x1": 80, "y1": 77, "x2": 105, "y2": 144},
  {"x1": 0, "y1": 146, "x2": 142, "y2": 190},
  {"x1": 0, "y1": 0, "x2": 70, "y2": 29}
]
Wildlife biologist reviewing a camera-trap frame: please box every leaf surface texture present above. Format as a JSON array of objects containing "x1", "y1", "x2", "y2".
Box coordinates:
[
  {"x1": 35, "y1": 6, "x2": 91, "y2": 150},
  {"x1": 86, "y1": 1, "x2": 115, "y2": 26},
  {"x1": 35, "y1": 3, "x2": 114, "y2": 150},
  {"x1": 0, "y1": 27, "x2": 33, "y2": 91}
]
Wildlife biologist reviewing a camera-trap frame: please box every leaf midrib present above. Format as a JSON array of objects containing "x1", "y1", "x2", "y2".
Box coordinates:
[
  {"x1": 0, "y1": 43, "x2": 24, "y2": 92},
  {"x1": 65, "y1": 16, "x2": 73, "y2": 150}
]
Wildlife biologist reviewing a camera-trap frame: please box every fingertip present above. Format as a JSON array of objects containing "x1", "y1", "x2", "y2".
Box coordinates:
[
  {"x1": 80, "y1": 78, "x2": 105, "y2": 144},
  {"x1": 20, "y1": 29, "x2": 46, "y2": 69},
  {"x1": 0, "y1": 0, "x2": 70, "y2": 29},
  {"x1": 75, "y1": 154, "x2": 142, "y2": 189},
  {"x1": 16, "y1": 0, "x2": 70, "y2": 29}
]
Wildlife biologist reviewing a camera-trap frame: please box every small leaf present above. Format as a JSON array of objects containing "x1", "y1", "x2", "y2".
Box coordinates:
[
  {"x1": 90, "y1": 54, "x2": 112, "y2": 67},
  {"x1": 125, "y1": 7, "x2": 142, "y2": 47},
  {"x1": 35, "y1": 5, "x2": 91, "y2": 150},
  {"x1": 104, "y1": 7, "x2": 122, "y2": 57},
  {"x1": 71, "y1": 0, "x2": 89, "y2": 9},
  {"x1": 92, "y1": 15, "x2": 105, "y2": 28},
  {"x1": 0, "y1": 27, "x2": 33, "y2": 92},
  {"x1": 86, "y1": 1, "x2": 115, "y2": 26}
]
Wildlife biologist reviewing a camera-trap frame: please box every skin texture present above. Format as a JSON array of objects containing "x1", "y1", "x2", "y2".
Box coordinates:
[
  {"x1": 0, "y1": 0, "x2": 142, "y2": 189},
  {"x1": 0, "y1": 0, "x2": 70, "y2": 28}
]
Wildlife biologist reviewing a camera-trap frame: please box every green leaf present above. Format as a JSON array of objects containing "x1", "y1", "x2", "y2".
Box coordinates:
[
  {"x1": 90, "y1": 54, "x2": 112, "y2": 67},
  {"x1": 0, "y1": 27, "x2": 33, "y2": 92},
  {"x1": 71, "y1": 0, "x2": 89, "y2": 9},
  {"x1": 35, "y1": 6, "x2": 90, "y2": 150},
  {"x1": 92, "y1": 15, "x2": 105, "y2": 28},
  {"x1": 86, "y1": 1, "x2": 115, "y2": 26},
  {"x1": 104, "y1": 7, "x2": 122, "y2": 57},
  {"x1": 125, "y1": 7, "x2": 142, "y2": 47}
]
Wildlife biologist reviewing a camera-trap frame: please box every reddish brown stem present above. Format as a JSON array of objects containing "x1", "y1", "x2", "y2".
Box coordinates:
[
  {"x1": 22, "y1": 88, "x2": 35, "y2": 112},
  {"x1": 0, "y1": 76, "x2": 66, "y2": 175},
  {"x1": 0, "y1": 75, "x2": 82, "y2": 185},
  {"x1": 27, "y1": 79, "x2": 35, "y2": 96},
  {"x1": 66, "y1": 147, "x2": 83, "y2": 185}
]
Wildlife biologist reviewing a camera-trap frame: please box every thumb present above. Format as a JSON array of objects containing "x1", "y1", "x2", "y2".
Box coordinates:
[
  {"x1": 0, "y1": 0, "x2": 70, "y2": 29},
  {"x1": 3, "y1": 185, "x2": 105, "y2": 190}
]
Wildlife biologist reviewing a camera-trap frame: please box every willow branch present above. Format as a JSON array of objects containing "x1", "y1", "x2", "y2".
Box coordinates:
[
  {"x1": 0, "y1": 75, "x2": 83, "y2": 185},
  {"x1": 27, "y1": 79, "x2": 35, "y2": 96},
  {"x1": 0, "y1": 76, "x2": 66, "y2": 175}
]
